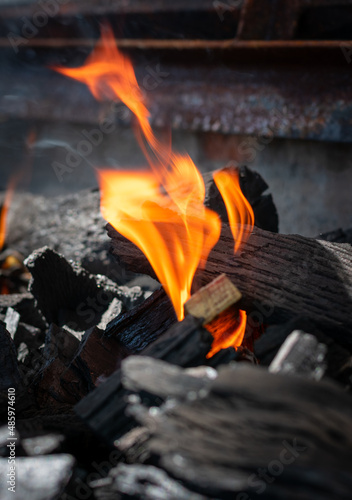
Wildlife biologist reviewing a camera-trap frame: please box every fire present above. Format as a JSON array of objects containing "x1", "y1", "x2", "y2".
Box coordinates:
[
  {"x1": 98, "y1": 165, "x2": 220, "y2": 320},
  {"x1": 0, "y1": 179, "x2": 16, "y2": 252},
  {"x1": 51, "y1": 24, "x2": 254, "y2": 350},
  {"x1": 213, "y1": 167, "x2": 254, "y2": 252},
  {"x1": 53, "y1": 24, "x2": 220, "y2": 320},
  {"x1": 206, "y1": 309, "x2": 247, "y2": 358},
  {"x1": 204, "y1": 168, "x2": 254, "y2": 355}
]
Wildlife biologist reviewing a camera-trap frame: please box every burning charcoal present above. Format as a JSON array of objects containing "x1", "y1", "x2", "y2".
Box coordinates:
[
  {"x1": 109, "y1": 222, "x2": 352, "y2": 349},
  {"x1": 206, "y1": 345, "x2": 258, "y2": 368},
  {"x1": 0, "y1": 248, "x2": 31, "y2": 294},
  {"x1": 24, "y1": 246, "x2": 124, "y2": 330},
  {"x1": 269, "y1": 330, "x2": 327, "y2": 380},
  {"x1": 204, "y1": 165, "x2": 279, "y2": 233},
  {"x1": 0, "y1": 454, "x2": 74, "y2": 500},
  {"x1": 92, "y1": 463, "x2": 207, "y2": 500}
]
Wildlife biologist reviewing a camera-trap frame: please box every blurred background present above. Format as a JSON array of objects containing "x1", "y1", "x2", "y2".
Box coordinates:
[{"x1": 0, "y1": 0, "x2": 352, "y2": 236}]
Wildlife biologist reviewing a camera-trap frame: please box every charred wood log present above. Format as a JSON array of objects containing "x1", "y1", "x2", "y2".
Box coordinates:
[
  {"x1": 24, "y1": 246, "x2": 149, "y2": 334},
  {"x1": 92, "y1": 463, "x2": 207, "y2": 500},
  {"x1": 123, "y1": 363, "x2": 352, "y2": 500},
  {"x1": 105, "y1": 288, "x2": 176, "y2": 352},
  {"x1": 108, "y1": 223, "x2": 352, "y2": 349},
  {"x1": 24, "y1": 247, "x2": 124, "y2": 328},
  {"x1": 75, "y1": 315, "x2": 213, "y2": 443}
]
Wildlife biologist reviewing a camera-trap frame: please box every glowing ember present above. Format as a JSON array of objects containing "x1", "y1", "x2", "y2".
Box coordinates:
[
  {"x1": 206, "y1": 309, "x2": 247, "y2": 358},
  {"x1": 52, "y1": 24, "x2": 254, "y2": 350}
]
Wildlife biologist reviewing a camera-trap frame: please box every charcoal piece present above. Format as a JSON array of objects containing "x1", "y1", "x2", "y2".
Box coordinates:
[
  {"x1": 108, "y1": 222, "x2": 352, "y2": 350},
  {"x1": 4, "y1": 307, "x2": 20, "y2": 338},
  {"x1": 255, "y1": 318, "x2": 352, "y2": 386},
  {"x1": 0, "y1": 454, "x2": 74, "y2": 500},
  {"x1": 117, "y1": 285, "x2": 151, "y2": 311},
  {"x1": 75, "y1": 316, "x2": 213, "y2": 444},
  {"x1": 105, "y1": 288, "x2": 176, "y2": 352},
  {"x1": 13, "y1": 322, "x2": 44, "y2": 350},
  {"x1": 6, "y1": 189, "x2": 115, "y2": 278},
  {"x1": 0, "y1": 293, "x2": 47, "y2": 330},
  {"x1": 205, "y1": 345, "x2": 258, "y2": 368},
  {"x1": 121, "y1": 356, "x2": 216, "y2": 401},
  {"x1": 75, "y1": 326, "x2": 130, "y2": 383},
  {"x1": 43, "y1": 324, "x2": 81, "y2": 366},
  {"x1": 269, "y1": 330, "x2": 327, "y2": 380},
  {"x1": 318, "y1": 227, "x2": 352, "y2": 245},
  {"x1": 255, "y1": 318, "x2": 320, "y2": 365},
  {"x1": 24, "y1": 246, "x2": 123, "y2": 329},
  {"x1": 22, "y1": 434, "x2": 65, "y2": 456},
  {"x1": 34, "y1": 355, "x2": 94, "y2": 409},
  {"x1": 126, "y1": 363, "x2": 352, "y2": 499},
  {"x1": 204, "y1": 165, "x2": 279, "y2": 233},
  {"x1": 97, "y1": 297, "x2": 124, "y2": 330},
  {"x1": 92, "y1": 463, "x2": 207, "y2": 500},
  {"x1": 0, "y1": 322, "x2": 23, "y2": 394}
]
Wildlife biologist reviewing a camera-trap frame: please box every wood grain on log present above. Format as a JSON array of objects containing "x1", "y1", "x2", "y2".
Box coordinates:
[
  {"x1": 124, "y1": 363, "x2": 352, "y2": 499},
  {"x1": 108, "y1": 223, "x2": 352, "y2": 347}
]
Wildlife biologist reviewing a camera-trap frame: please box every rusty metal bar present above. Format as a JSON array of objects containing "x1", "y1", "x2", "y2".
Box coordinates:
[
  {"x1": 0, "y1": 0, "x2": 223, "y2": 17},
  {"x1": 0, "y1": 38, "x2": 351, "y2": 49},
  {"x1": 1, "y1": 43, "x2": 351, "y2": 142}
]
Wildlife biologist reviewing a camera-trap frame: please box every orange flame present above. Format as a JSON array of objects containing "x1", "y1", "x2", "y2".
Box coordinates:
[
  {"x1": 206, "y1": 309, "x2": 247, "y2": 358},
  {"x1": 0, "y1": 179, "x2": 16, "y2": 252},
  {"x1": 51, "y1": 25, "x2": 254, "y2": 351},
  {"x1": 98, "y1": 167, "x2": 220, "y2": 320},
  {"x1": 205, "y1": 168, "x2": 254, "y2": 356},
  {"x1": 53, "y1": 24, "x2": 220, "y2": 320},
  {"x1": 213, "y1": 167, "x2": 254, "y2": 253}
]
